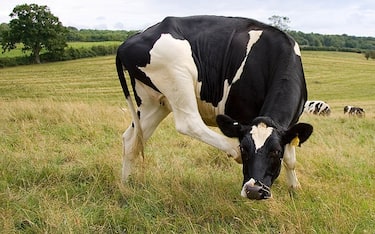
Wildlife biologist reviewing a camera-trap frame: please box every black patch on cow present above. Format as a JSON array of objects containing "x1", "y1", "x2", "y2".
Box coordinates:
[{"x1": 117, "y1": 15, "x2": 307, "y2": 129}]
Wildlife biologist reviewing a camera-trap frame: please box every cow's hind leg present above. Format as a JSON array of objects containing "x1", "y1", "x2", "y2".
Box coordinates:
[
  {"x1": 122, "y1": 122, "x2": 142, "y2": 182},
  {"x1": 122, "y1": 82, "x2": 170, "y2": 182}
]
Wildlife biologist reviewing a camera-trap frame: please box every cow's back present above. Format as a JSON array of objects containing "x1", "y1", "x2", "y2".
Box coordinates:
[{"x1": 118, "y1": 15, "x2": 306, "y2": 128}]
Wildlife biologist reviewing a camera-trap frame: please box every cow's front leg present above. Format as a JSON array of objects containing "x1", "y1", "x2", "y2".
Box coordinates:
[
  {"x1": 283, "y1": 143, "x2": 300, "y2": 189},
  {"x1": 173, "y1": 111, "x2": 241, "y2": 161}
]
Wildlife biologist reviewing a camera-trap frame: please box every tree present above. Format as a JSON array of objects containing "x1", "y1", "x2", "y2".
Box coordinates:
[
  {"x1": 1, "y1": 4, "x2": 67, "y2": 64},
  {"x1": 0, "y1": 23, "x2": 9, "y2": 39},
  {"x1": 268, "y1": 15, "x2": 291, "y2": 31}
]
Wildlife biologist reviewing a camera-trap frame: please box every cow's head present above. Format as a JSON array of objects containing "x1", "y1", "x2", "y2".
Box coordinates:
[{"x1": 216, "y1": 115, "x2": 313, "y2": 200}]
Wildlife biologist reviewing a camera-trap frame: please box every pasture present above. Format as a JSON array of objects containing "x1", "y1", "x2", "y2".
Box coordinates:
[{"x1": 0, "y1": 51, "x2": 374, "y2": 233}]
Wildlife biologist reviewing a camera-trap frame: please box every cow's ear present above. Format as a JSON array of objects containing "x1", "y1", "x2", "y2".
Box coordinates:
[
  {"x1": 282, "y1": 123, "x2": 313, "y2": 147},
  {"x1": 216, "y1": 114, "x2": 243, "y2": 138}
]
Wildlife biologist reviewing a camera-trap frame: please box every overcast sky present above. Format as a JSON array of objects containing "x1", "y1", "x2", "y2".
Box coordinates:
[{"x1": 1, "y1": 0, "x2": 374, "y2": 37}]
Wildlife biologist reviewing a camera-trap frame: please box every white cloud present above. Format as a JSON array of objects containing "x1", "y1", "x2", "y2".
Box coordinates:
[{"x1": 1, "y1": 0, "x2": 374, "y2": 36}]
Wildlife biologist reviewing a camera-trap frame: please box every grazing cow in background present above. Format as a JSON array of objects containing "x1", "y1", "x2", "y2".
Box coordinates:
[
  {"x1": 116, "y1": 15, "x2": 313, "y2": 200},
  {"x1": 304, "y1": 100, "x2": 331, "y2": 116},
  {"x1": 344, "y1": 106, "x2": 365, "y2": 117}
]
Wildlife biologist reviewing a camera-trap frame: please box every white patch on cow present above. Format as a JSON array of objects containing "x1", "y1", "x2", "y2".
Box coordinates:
[
  {"x1": 250, "y1": 122, "x2": 273, "y2": 151},
  {"x1": 216, "y1": 30, "x2": 263, "y2": 113},
  {"x1": 139, "y1": 34, "x2": 197, "y2": 81},
  {"x1": 216, "y1": 79, "x2": 231, "y2": 114},
  {"x1": 232, "y1": 30, "x2": 263, "y2": 84},
  {"x1": 294, "y1": 42, "x2": 301, "y2": 56}
]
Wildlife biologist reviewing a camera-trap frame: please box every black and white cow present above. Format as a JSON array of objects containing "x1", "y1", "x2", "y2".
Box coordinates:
[
  {"x1": 116, "y1": 16, "x2": 313, "y2": 200},
  {"x1": 344, "y1": 105, "x2": 365, "y2": 117},
  {"x1": 304, "y1": 100, "x2": 331, "y2": 116}
]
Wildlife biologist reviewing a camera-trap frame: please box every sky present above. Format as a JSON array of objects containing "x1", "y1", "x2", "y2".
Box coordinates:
[{"x1": 1, "y1": 0, "x2": 375, "y2": 37}]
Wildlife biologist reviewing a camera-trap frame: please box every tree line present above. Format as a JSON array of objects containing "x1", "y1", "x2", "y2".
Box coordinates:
[
  {"x1": 289, "y1": 31, "x2": 375, "y2": 52},
  {"x1": 66, "y1": 28, "x2": 375, "y2": 52},
  {"x1": 1, "y1": 4, "x2": 375, "y2": 67},
  {"x1": 66, "y1": 27, "x2": 138, "y2": 42},
  {"x1": 268, "y1": 15, "x2": 375, "y2": 53}
]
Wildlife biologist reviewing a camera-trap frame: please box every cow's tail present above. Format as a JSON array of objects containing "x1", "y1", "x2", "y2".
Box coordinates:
[{"x1": 116, "y1": 55, "x2": 144, "y2": 160}]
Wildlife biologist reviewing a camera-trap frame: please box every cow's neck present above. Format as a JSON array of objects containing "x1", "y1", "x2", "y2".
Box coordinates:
[{"x1": 260, "y1": 93, "x2": 305, "y2": 130}]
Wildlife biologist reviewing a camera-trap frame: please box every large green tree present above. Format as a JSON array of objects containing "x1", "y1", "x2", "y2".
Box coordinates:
[{"x1": 1, "y1": 4, "x2": 67, "y2": 63}]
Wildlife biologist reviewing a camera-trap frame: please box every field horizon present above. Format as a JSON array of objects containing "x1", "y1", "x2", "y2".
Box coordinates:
[{"x1": 1, "y1": 51, "x2": 374, "y2": 233}]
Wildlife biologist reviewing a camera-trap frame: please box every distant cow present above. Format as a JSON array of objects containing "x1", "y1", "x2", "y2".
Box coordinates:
[
  {"x1": 116, "y1": 15, "x2": 313, "y2": 200},
  {"x1": 344, "y1": 106, "x2": 365, "y2": 117},
  {"x1": 304, "y1": 100, "x2": 331, "y2": 116}
]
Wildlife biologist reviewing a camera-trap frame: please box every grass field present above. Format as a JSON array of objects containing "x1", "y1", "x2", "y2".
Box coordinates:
[{"x1": 0, "y1": 51, "x2": 374, "y2": 233}]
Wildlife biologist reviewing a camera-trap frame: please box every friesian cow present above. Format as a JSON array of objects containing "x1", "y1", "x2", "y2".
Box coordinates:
[
  {"x1": 116, "y1": 16, "x2": 313, "y2": 200},
  {"x1": 304, "y1": 100, "x2": 331, "y2": 116},
  {"x1": 344, "y1": 105, "x2": 365, "y2": 117}
]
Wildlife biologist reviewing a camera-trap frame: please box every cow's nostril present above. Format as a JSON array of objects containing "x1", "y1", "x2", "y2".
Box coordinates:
[
  {"x1": 245, "y1": 185, "x2": 264, "y2": 200},
  {"x1": 244, "y1": 181, "x2": 271, "y2": 200}
]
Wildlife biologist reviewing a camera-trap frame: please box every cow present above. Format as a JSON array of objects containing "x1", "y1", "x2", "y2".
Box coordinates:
[
  {"x1": 344, "y1": 105, "x2": 365, "y2": 117},
  {"x1": 304, "y1": 100, "x2": 331, "y2": 116},
  {"x1": 116, "y1": 15, "x2": 313, "y2": 200}
]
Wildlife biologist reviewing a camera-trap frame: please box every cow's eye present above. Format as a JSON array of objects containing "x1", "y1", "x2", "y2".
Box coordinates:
[
  {"x1": 240, "y1": 146, "x2": 245, "y2": 153},
  {"x1": 240, "y1": 146, "x2": 251, "y2": 161},
  {"x1": 270, "y1": 150, "x2": 282, "y2": 159},
  {"x1": 240, "y1": 144, "x2": 251, "y2": 153}
]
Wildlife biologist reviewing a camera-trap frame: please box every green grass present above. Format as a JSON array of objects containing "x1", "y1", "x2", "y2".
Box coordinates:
[
  {"x1": 0, "y1": 56, "x2": 122, "y2": 103},
  {"x1": 0, "y1": 52, "x2": 374, "y2": 233},
  {"x1": 304, "y1": 51, "x2": 375, "y2": 103},
  {"x1": 0, "y1": 44, "x2": 31, "y2": 58}
]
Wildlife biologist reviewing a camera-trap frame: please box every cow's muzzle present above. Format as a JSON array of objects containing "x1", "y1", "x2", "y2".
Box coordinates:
[{"x1": 242, "y1": 179, "x2": 271, "y2": 200}]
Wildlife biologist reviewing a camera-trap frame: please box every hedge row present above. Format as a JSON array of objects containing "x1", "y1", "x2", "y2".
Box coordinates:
[
  {"x1": 1, "y1": 45, "x2": 373, "y2": 68},
  {"x1": 61, "y1": 44, "x2": 118, "y2": 60},
  {"x1": 0, "y1": 44, "x2": 119, "y2": 68},
  {"x1": 300, "y1": 46, "x2": 362, "y2": 53},
  {"x1": 364, "y1": 50, "x2": 375, "y2": 60},
  {"x1": 0, "y1": 56, "x2": 34, "y2": 67}
]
